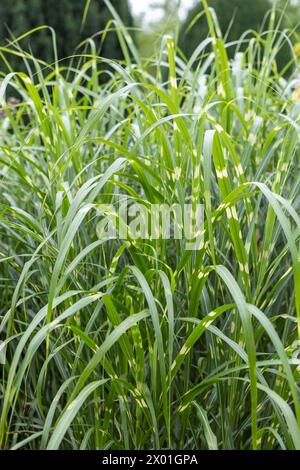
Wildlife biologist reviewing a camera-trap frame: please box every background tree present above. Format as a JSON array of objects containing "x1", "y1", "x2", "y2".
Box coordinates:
[{"x1": 0, "y1": 0, "x2": 133, "y2": 70}]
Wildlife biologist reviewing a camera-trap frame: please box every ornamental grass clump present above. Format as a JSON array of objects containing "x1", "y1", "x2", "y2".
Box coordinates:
[{"x1": 0, "y1": 0, "x2": 300, "y2": 450}]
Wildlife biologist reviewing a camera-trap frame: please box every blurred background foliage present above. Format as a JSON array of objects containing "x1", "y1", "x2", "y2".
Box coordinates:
[
  {"x1": 179, "y1": 0, "x2": 298, "y2": 72},
  {"x1": 0, "y1": 0, "x2": 299, "y2": 72},
  {"x1": 180, "y1": 0, "x2": 273, "y2": 55},
  {"x1": 0, "y1": 0, "x2": 133, "y2": 70}
]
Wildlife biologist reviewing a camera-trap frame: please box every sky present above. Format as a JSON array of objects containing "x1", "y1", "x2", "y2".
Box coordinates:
[{"x1": 128, "y1": 0, "x2": 197, "y2": 27}]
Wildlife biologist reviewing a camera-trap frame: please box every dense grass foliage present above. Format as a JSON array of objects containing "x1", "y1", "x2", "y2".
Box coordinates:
[{"x1": 1, "y1": 1, "x2": 300, "y2": 450}]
